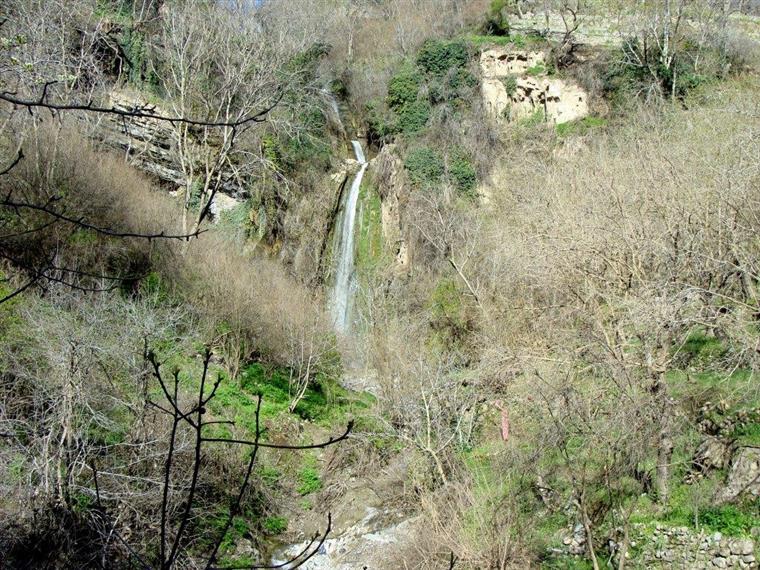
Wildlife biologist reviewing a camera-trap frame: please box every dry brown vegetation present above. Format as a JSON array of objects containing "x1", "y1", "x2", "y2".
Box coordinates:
[
  {"x1": 2, "y1": 0, "x2": 760, "y2": 568},
  {"x1": 365, "y1": 73, "x2": 760, "y2": 566}
]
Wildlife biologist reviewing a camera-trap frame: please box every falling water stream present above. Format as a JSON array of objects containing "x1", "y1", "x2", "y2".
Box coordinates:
[{"x1": 330, "y1": 140, "x2": 368, "y2": 333}]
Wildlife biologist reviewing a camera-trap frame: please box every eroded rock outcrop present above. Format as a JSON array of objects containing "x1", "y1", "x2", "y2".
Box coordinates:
[
  {"x1": 99, "y1": 91, "x2": 248, "y2": 199},
  {"x1": 372, "y1": 144, "x2": 410, "y2": 273},
  {"x1": 718, "y1": 447, "x2": 760, "y2": 503},
  {"x1": 480, "y1": 48, "x2": 589, "y2": 125}
]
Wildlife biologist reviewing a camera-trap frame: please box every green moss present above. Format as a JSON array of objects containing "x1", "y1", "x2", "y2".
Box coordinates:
[{"x1": 355, "y1": 180, "x2": 384, "y2": 274}]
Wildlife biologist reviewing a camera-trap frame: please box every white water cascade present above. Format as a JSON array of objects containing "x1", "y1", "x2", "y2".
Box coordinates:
[{"x1": 330, "y1": 140, "x2": 368, "y2": 332}]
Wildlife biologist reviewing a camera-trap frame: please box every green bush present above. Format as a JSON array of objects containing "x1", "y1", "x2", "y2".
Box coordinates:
[
  {"x1": 397, "y1": 99, "x2": 431, "y2": 133},
  {"x1": 365, "y1": 100, "x2": 399, "y2": 143},
  {"x1": 449, "y1": 154, "x2": 478, "y2": 196},
  {"x1": 263, "y1": 515, "x2": 288, "y2": 535},
  {"x1": 519, "y1": 108, "x2": 546, "y2": 128},
  {"x1": 286, "y1": 42, "x2": 330, "y2": 77},
  {"x1": 387, "y1": 63, "x2": 422, "y2": 110},
  {"x1": 447, "y1": 68, "x2": 478, "y2": 93},
  {"x1": 501, "y1": 74, "x2": 518, "y2": 96},
  {"x1": 416, "y1": 39, "x2": 469, "y2": 76},
  {"x1": 261, "y1": 134, "x2": 283, "y2": 171},
  {"x1": 404, "y1": 147, "x2": 445, "y2": 186},
  {"x1": 429, "y1": 278, "x2": 473, "y2": 355},
  {"x1": 258, "y1": 465, "x2": 282, "y2": 488},
  {"x1": 427, "y1": 69, "x2": 477, "y2": 105}
]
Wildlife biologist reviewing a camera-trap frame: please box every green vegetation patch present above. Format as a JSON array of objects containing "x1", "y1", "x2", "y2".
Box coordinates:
[
  {"x1": 396, "y1": 99, "x2": 431, "y2": 133},
  {"x1": 387, "y1": 63, "x2": 423, "y2": 110},
  {"x1": 526, "y1": 63, "x2": 547, "y2": 77},
  {"x1": 404, "y1": 146, "x2": 445, "y2": 186},
  {"x1": 555, "y1": 116, "x2": 608, "y2": 137},
  {"x1": 501, "y1": 74, "x2": 518, "y2": 96},
  {"x1": 448, "y1": 152, "x2": 478, "y2": 197},
  {"x1": 207, "y1": 362, "x2": 375, "y2": 435},
  {"x1": 262, "y1": 515, "x2": 288, "y2": 535},
  {"x1": 416, "y1": 39, "x2": 469, "y2": 76},
  {"x1": 663, "y1": 488, "x2": 760, "y2": 537},
  {"x1": 297, "y1": 466, "x2": 322, "y2": 495},
  {"x1": 355, "y1": 179, "x2": 384, "y2": 273}
]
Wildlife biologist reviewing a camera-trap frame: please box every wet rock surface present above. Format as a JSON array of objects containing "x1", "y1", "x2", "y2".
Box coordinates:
[{"x1": 272, "y1": 507, "x2": 416, "y2": 570}]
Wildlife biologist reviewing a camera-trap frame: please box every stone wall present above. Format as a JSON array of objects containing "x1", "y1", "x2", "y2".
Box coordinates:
[{"x1": 628, "y1": 525, "x2": 757, "y2": 569}]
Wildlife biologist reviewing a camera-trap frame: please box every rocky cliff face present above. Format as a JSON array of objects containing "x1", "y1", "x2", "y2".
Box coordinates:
[
  {"x1": 480, "y1": 48, "x2": 589, "y2": 125},
  {"x1": 96, "y1": 90, "x2": 350, "y2": 282},
  {"x1": 281, "y1": 160, "x2": 356, "y2": 281},
  {"x1": 98, "y1": 91, "x2": 248, "y2": 201},
  {"x1": 371, "y1": 144, "x2": 410, "y2": 274}
]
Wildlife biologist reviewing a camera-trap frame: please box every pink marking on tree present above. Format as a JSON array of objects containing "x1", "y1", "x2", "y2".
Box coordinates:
[{"x1": 494, "y1": 400, "x2": 510, "y2": 442}]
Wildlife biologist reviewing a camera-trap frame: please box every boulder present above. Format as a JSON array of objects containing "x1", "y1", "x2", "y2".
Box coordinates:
[
  {"x1": 695, "y1": 437, "x2": 733, "y2": 472},
  {"x1": 717, "y1": 447, "x2": 760, "y2": 503}
]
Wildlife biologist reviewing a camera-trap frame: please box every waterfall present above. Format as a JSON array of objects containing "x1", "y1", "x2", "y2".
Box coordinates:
[{"x1": 330, "y1": 141, "x2": 368, "y2": 333}]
